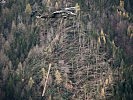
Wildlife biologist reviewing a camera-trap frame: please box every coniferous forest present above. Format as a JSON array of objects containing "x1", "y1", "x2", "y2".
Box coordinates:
[{"x1": 0, "y1": 0, "x2": 133, "y2": 100}]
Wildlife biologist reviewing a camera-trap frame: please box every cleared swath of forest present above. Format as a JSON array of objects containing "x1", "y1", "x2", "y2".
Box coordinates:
[{"x1": 0, "y1": 0, "x2": 133, "y2": 100}]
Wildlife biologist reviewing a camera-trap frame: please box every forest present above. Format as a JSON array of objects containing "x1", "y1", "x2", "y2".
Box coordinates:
[{"x1": 0, "y1": 0, "x2": 133, "y2": 100}]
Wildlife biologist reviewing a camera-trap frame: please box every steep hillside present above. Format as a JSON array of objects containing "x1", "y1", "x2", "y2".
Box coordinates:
[{"x1": 0, "y1": 0, "x2": 133, "y2": 100}]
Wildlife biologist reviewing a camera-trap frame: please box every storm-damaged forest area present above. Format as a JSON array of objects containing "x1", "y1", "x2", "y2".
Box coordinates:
[{"x1": 0, "y1": 0, "x2": 133, "y2": 100}]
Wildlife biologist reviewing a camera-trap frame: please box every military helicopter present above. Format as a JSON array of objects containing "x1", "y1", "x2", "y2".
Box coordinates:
[
  {"x1": 0, "y1": 0, "x2": 6, "y2": 4},
  {"x1": 31, "y1": 4, "x2": 80, "y2": 19},
  {"x1": 35, "y1": 10, "x2": 76, "y2": 19}
]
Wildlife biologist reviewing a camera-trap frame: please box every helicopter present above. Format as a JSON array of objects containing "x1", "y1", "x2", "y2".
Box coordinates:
[{"x1": 31, "y1": 4, "x2": 80, "y2": 19}]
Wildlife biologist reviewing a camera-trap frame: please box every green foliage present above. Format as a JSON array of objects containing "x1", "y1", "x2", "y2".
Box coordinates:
[
  {"x1": 75, "y1": 0, "x2": 89, "y2": 11},
  {"x1": 6, "y1": 25, "x2": 39, "y2": 67},
  {"x1": 5, "y1": 75, "x2": 15, "y2": 100},
  {"x1": 113, "y1": 65, "x2": 133, "y2": 100},
  {"x1": 28, "y1": 27, "x2": 39, "y2": 49},
  {"x1": 7, "y1": 31, "x2": 26, "y2": 67},
  {"x1": 0, "y1": 0, "x2": 133, "y2": 100},
  {"x1": 113, "y1": 48, "x2": 124, "y2": 67}
]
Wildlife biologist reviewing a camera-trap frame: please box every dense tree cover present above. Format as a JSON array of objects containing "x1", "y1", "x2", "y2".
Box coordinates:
[{"x1": 0, "y1": 0, "x2": 133, "y2": 100}]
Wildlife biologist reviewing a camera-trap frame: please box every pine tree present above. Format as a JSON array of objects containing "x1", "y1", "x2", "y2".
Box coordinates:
[{"x1": 25, "y1": 3, "x2": 32, "y2": 15}]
